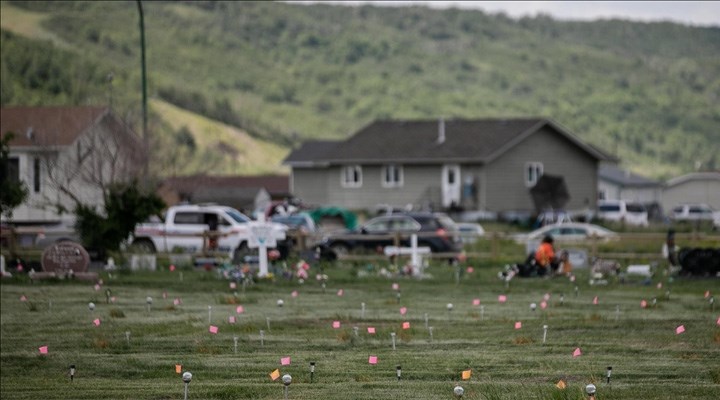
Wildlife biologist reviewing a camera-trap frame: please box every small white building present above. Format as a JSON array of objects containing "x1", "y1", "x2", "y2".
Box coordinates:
[
  {"x1": 598, "y1": 164, "x2": 662, "y2": 204},
  {"x1": 1, "y1": 106, "x2": 144, "y2": 224}
]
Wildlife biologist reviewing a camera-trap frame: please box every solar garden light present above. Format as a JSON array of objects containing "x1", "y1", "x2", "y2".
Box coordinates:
[
  {"x1": 353, "y1": 326, "x2": 359, "y2": 338},
  {"x1": 543, "y1": 325, "x2": 548, "y2": 344},
  {"x1": 447, "y1": 303, "x2": 453, "y2": 321},
  {"x1": 652, "y1": 297, "x2": 657, "y2": 307},
  {"x1": 606, "y1": 366, "x2": 612, "y2": 384},
  {"x1": 105, "y1": 289, "x2": 111, "y2": 304},
  {"x1": 146, "y1": 296, "x2": 153, "y2": 312},
  {"x1": 282, "y1": 374, "x2": 292, "y2": 400},
  {"x1": 88, "y1": 302, "x2": 95, "y2": 312},
  {"x1": 391, "y1": 332, "x2": 397, "y2": 350},
  {"x1": 277, "y1": 299, "x2": 284, "y2": 307},
  {"x1": 396, "y1": 365, "x2": 402, "y2": 380},
  {"x1": 396, "y1": 291, "x2": 401, "y2": 304},
  {"x1": 574, "y1": 286, "x2": 579, "y2": 297},
  {"x1": 453, "y1": 385, "x2": 464, "y2": 398},
  {"x1": 182, "y1": 371, "x2": 192, "y2": 400},
  {"x1": 208, "y1": 305, "x2": 212, "y2": 323},
  {"x1": 309, "y1": 362, "x2": 316, "y2": 383},
  {"x1": 125, "y1": 331, "x2": 130, "y2": 345},
  {"x1": 560, "y1": 293, "x2": 565, "y2": 306},
  {"x1": 361, "y1": 302, "x2": 366, "y2": 319},
  {"x1": 710, "y1": 296, "x2": 715, "y2": 311},
  {"x1": 585, "y1": 383, "x2": 597, "y2": 400},
  {"x1": 69, "y1": 364, "x2": 76, "y2": 382},
  {"x1": 233, "y1": 336, "x2": 238, "y2": 354},
  {"x1": 429, "y1": 326, "x2": 434, "y2": 342},
  {"x1": 530, "y1": 302, "x2": 537, "y2": 312},
  {"x1": 259, "y1": 330, "x2": 265, "y2": 347}
]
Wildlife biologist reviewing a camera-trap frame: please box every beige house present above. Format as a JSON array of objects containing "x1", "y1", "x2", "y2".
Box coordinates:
[{"x1": 1, "y1": 106, "x2": 144, "y2": 224}]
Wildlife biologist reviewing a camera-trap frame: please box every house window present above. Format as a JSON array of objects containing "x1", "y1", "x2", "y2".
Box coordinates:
[
  {"x1": 382, "y1": 164, "x2": 403, "y2": 188},
  {"x1": 341, "y1": 165, "x2": 362, "y2": 188},
  {"x1": 6, "y1": 157, "x2": 20, "y2": 183},
  {"x1": 525, "y1": 162, "x2": 543, "y2": 187},
  {"x1": 33, "y1": 157, "x2": 41, "y2": 193}
]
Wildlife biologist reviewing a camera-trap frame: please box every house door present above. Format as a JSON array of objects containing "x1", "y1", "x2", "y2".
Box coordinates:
[{"x1": 441, "y1": 164, "x2": 461, "y2": 208}]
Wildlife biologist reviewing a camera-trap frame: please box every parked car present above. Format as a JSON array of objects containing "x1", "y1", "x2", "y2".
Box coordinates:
[
  {"x1": 132, "y1": 204, "x2": 290, "y2": 261},
  {"x1": 270, "y1": 212, "x2": 320, "y2": 247},
  {"x1": 456, "y1": 222, "x2": 485, "y2": 244},
  {"x1": 670, "y1": 203, "x2": 718, "y2": 222},
  {"x1": 321, "y1": 212, "x2": 462, "y2": 256},
  {"x1": 512, "y1": 222, "x2": 618, "y2": 244},
  {"x1": 597, "y1": 200, "x2": 649, "y2": 227}
]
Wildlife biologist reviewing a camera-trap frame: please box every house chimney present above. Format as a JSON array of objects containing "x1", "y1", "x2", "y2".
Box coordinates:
[{"x1": 437, "y1": 118, "x2": 445, "y2": 144}]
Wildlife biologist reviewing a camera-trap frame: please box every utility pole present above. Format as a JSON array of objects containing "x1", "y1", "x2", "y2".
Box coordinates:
[{"x1": 137, "y1": 0, "x2": 149, "y2": 176}]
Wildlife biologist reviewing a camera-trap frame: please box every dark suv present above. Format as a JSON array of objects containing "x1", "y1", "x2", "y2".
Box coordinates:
[{"x1": 321, "y1": 212, "x2": 462, "y2": 257}]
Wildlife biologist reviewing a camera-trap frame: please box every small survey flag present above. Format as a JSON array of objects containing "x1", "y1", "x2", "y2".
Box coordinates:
[
  {"x1": 175, "y1": 364, "x2": 182, "y2": 374},
  {"x1": 556, "y1": 380, "x2": 567, "y2": 389},
  {"x1": 461, "y1": 370, "x2": 472, "y2": 380},
  {"x1": 572, "y1": 348, "x2": 582, "y2": 357},
  {"x1": 269, "y1": 369, "x2": 280, "y2": 381}
]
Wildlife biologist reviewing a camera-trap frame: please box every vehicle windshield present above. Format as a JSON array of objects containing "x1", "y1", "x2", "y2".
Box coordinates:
[
  {"x1": 626, "y1": 203, "x2": 646, "y2": 212},
  {"x1": 225, "y1": 209, "x2": 251, "y2": 223},
  {"x1": 434, "y1": 214, "x2": 458, "y2": 231},
  {"x1": 599, "y1": 204, "x2": 620, "y2": 212}
]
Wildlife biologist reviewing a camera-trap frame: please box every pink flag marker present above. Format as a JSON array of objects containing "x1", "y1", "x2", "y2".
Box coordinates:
[
  {"x1": 657, "y1": 282, "x2": 663, "y2": 289},
  {"x1": 540, "y1": 301, "x2": 548, "y2": 309},
  {"x1": 93, "y1": 318, "x2": 101, "y2": 327},
  {"x1": 169, "y1": 264, "x2": 176, "y2": 272},
  {"x1": 641, "y1": 299, "x2": 648, "y2": 308},
  {"x1": 675, "y1": 325, "x2": 685, "y2": 335},
  {"x1": 573, "y1": 348, "x2": 582, "y2": 357},
  {"x1": 173, "y1": 298, "x2": 181, "y2": 306},
  {"x1": 367, "y1": 327, "x2": 376, "y2": 334},
  {"x1": 716, "y1": 316, "x2": 719, "y2": 326},
  {"x1": 228, "y1": 316, "x2": 236, "y2": 324},
  {"x1": 94, "y1": 284, "x2": 101, "y2": 291},
  {"x1": 230, "y1": 282, "x2": 237, "y2": 289},
  {"x1": 38, "y1": 345, "x2": 48, "y2": 354},
  {"x1": 281, "y1": 357, "x2": 291, "y2": 365},
  {"x1": 291, "y1": 290, "x2": 298, "y2": 298},
  {"x1": 402, "y1": 322, "x2": 410, "y2": 330},
  {"x1": 332, "y1": 321, "x2": 341, "y2": 329},
  {"x1": 209, "y1": 325, "x2": 219, "y2": 334},
  {"x1": 570, "y1": 275, "x2": 576, "y2": 282},
  {"x1": 514, "y1": 321, "x2": 522, "y2": 330},
  {"x1": 19, "y1": 295, "x2": 27, "y2": 302},
  {"x1": 400, "y1": 307, "x2": 407, "y2": 315},
  {"x1": 543, "y1": 293, "x2": 551, "y2": 301},
  {"x1": 236, "y1": 305, "x2": 244, "y2": 314},
  {"x1": 392, "y1": 283, "x2": 399, "y2": 291},
  {"x1": 592, "y1": 296, "x2": 599, "y2": 305},
  {"x1": 110, "y1": 296, "x2": 117, "y2": 303},
  {"x1": 337, "y1": 289, "x2": 344, "y2": 296},
  {"x1": 498, "y1": 295, "x2": 507, "y2": 303},
  {"x1": 472, "y1": 298, "x2": 481, "y2": 306},
  {"x1": 368, "y1": 355, "x2": 378, "y2": 364},
  {"x1": 466, "y1": 266, "x2": 474, "y2": 274},
  {"x1": 705, "y1": 290, "x2": 711, "y2": 298}
]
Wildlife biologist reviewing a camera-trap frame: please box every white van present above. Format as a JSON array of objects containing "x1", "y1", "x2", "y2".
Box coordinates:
[{"x1": 597, "y1": 200, "x2": 649, "y2": 227}]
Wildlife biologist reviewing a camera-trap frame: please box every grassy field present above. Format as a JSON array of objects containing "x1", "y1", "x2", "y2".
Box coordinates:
[{"x1": 1, "y1": 259, "x2": 719, "y2": 400}]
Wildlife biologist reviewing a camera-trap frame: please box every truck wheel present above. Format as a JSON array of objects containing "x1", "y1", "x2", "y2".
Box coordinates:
[{"x1": 131, "y1": 239, "x2": 156, "y2": 254}]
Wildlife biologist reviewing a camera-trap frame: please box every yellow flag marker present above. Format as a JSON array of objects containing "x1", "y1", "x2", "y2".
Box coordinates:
[
  {"x1": 556, "y1": 380, "x2": 567, "y2": 389},
  {"x1": 270, "y1": 369, "x2": 281, "y2": 381},
  {"x1": 175, "y1": 364, "x2": 182, "y2": 374},
  {"x1": 462, "y1": 370, "x2": 472, "y2": 380}
]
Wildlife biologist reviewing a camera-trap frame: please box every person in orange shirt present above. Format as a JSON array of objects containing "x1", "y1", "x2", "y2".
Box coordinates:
[{"x1": 534, "y1": 235, "x2": 558, "y2": 276}]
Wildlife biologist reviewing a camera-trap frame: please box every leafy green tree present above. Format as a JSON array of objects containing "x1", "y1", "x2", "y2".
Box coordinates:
[
  {"x1": 0, "y1": 132, "x2": 29, "y2": 218},
  {"x1": 75, "y1": 180, "x2": 165, "y2": 258}
]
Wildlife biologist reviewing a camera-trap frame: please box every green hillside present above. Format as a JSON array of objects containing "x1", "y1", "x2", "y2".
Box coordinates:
[{"x1": 2, "y1": 1, "x2": 719, "y2": 179}]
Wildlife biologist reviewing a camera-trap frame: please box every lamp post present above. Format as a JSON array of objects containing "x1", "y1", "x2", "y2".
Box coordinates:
[
  {"x1": 282, "y1": 374, "x2": 292, "y2": 400},
  {"x1": 182, "y1": 372, "x2": 192, "y2": 400},
  {"x1": 453, "y1": 385, "x2": 464, "y2": 398},
  {"x1": 585, "y1": 383, "x2": 596, "y2": 400}
]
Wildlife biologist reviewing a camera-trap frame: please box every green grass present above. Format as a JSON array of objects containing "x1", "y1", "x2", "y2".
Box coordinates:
[{"x1": 1, "y1": 260, "x2": 719, "y2": 399}]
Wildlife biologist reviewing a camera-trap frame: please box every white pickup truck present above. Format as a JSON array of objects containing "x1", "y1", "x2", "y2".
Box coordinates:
[{"x1": 131, "y1": 204, "x2": 290, "y2": 261}]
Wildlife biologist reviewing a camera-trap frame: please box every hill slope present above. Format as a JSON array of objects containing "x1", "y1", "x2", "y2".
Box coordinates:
[{"x1": 1, "y1": 1, "x2": 719, "y2": 179}]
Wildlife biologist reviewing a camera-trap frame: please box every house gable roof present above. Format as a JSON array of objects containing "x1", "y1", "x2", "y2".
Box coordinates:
[
  {"x1": 665, "y1": 171, "x2": 720, "y2": 188},
  {"x1": 599, "y1": 164, "x2": 660, "y2": 187},
  {"x1": 284, "y1": 118, "x2": 612, "y2": 166},
  {"x1": 1, "y1": 106, "x2": 109, "y2": 147}
]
